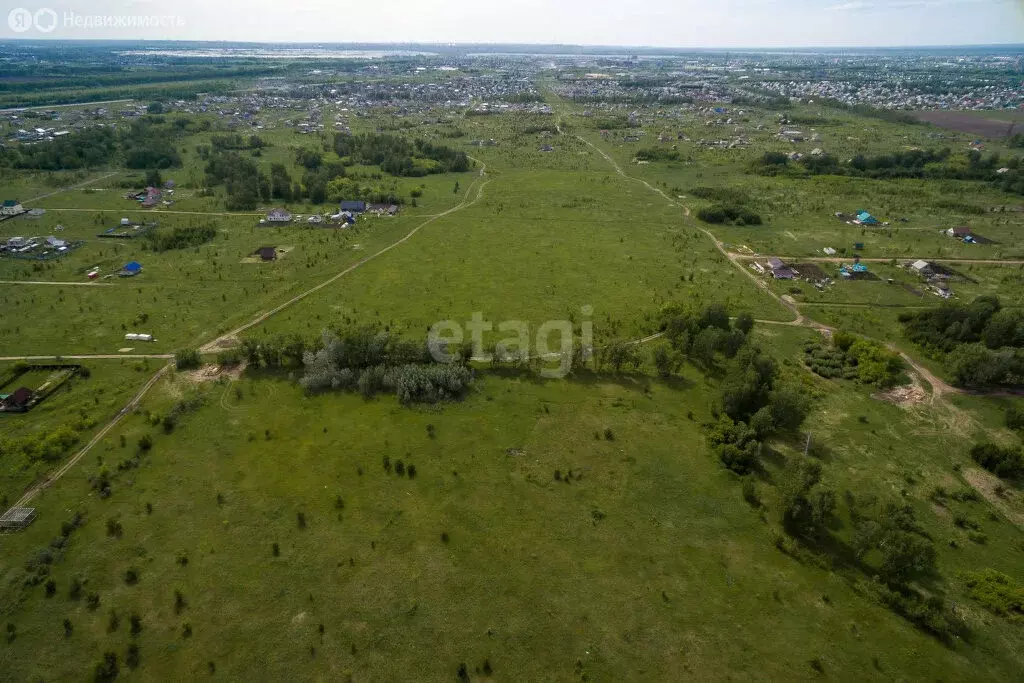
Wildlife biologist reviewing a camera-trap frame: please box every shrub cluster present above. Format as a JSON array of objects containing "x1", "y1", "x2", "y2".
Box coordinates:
[
  {"x1": 144, "y1": 224, "x2": 216, "y2": 252},
  {"x1": 299, "y1": 328, "x2": 472, "y2": 404},
  {"x1": 804, "y1": 333, "x2": 904, "y2": 388},
  {"x1": 962, "y1": 569, "x2": 1024, "y2": 621},
  {"x1": 696, "y1": 204, "x2": 762, "y2": 226},
  {"x1": 969, "y1": 443, "x2": 1023, "y2": 478}
]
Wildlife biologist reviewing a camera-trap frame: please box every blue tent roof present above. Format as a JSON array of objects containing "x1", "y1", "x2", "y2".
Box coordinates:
[{"x1": 123, "y1": 261, "x2": 142, "y2": 272}]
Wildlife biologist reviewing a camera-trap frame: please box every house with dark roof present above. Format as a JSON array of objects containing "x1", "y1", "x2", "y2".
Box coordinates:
[
  {"x1": 256, "y1": 246, "x2": 277, "y2": 261},
  {"x1": 767, "y1": 256, "x2": 795, "y2": 280},
  {"x1": 946, "y1": 226, "x2": 972, "y2": 238},
  {"x1": 2, "y1": 387, "x2": 34, "y2": 411},
  {"x1": 339, "y1": 200, "x2": 366, "y2": 213}
]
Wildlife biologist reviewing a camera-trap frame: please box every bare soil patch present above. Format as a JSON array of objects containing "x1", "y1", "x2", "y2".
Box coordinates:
[
  {"x1": 962, "y1": 467, "x2": 1024, "y2": 529},
  {"x1": 929, "y1": 262, "x2": 977, "y2": 283},
  {"x1": 789, "y1": 262, "x2": 828, "y2": 281},
  {"x1": 182, "y1": 362, "x2": 246, "y2": 384},
  {"x1": 873, "y1": 381, "x2": 927, "y2": 407}
]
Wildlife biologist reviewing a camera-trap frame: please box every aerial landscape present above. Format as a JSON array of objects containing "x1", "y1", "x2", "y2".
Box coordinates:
[{"x1": 0, "y1": 1, "x2": 1023, "y2": 680}]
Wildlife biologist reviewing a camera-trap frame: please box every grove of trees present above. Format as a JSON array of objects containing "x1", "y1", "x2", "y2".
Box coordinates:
[{"x1": 900, "y1": 296, "x2": 1024, "y2": 388}]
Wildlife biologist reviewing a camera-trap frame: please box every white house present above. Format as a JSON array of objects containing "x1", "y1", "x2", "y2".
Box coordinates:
[
  {"x1": 910, "y1": 260, "x2": 933, "y2": 276},
  {"x1": 266, "y1": 208, "x2": 292, "y2": 223}
]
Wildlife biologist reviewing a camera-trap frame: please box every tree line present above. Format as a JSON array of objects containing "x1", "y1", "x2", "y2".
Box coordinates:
[{"x1": 751, "y1": 147, "x2": 1024, "y2": 196}]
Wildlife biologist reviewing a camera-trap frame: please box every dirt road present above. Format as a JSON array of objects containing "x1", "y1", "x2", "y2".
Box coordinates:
[
  {"x1": 11, "y1": 362, "x2": 171, "y2": 508},
  {"x1": 730, "y1": 253, "x2": 1024, "y2": 266},
  {"x1": 0, "y1": 280, "x2": 113, "y2": 287}
]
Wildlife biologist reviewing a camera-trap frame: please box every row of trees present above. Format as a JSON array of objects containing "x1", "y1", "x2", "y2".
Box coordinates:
[
  {"x1": 970, "y1": 442, "x2": 1023, "y2": 479},
  {"x1": 203, "y1": 151, "x2": 268, "y2": 211},
  {"x1": 204, "y1": 147, "x2": 408, "y2": 208},
  {"x1": 752, "y1": 147, "x2": 1024, "y2": 195}
]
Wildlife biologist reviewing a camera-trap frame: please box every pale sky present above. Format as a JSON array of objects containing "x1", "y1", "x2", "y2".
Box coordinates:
[{"x1": 2, "y1": 0, "x2": 1023, "y2": 47}]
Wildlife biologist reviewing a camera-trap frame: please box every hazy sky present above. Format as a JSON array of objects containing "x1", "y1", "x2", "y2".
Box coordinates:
[{"x1": 3, "y1": 0, "x2": 1023, "y2": 47}]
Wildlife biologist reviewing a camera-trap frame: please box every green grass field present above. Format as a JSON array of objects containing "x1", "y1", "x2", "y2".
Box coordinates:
[
  {"x1": 2, "y1": 89, "x2": 1023, "y2": 682},
  {"x1": 0, "y1": 360, "x2": 157, "y2": 505},
  {"x1": 1, "y1": 327, "x2": 1022, "y2": 680}
]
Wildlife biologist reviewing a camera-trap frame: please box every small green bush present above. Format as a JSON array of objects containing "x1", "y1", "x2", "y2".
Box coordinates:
[{"x1": 962, "y1": 569, "x2": 1023, "y2": 620}]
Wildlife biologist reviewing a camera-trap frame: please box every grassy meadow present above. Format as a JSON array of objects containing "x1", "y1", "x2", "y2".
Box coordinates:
[
  {"x1": 1, "y1": 327, "x2": 1023, "y2": 680},
  {"x1": 1, "y1": 91, "x2": 1023, "y2": 683}
]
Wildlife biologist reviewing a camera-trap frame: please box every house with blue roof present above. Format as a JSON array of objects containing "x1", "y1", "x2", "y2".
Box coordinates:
[
  {"x1": 855, "y1": 210, "x2": 879, "y2": 225},
  {"x1": 120, "y1": 261, "x2": 142, "y2": 277}
]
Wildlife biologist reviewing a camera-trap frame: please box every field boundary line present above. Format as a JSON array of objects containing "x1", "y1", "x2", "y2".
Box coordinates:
[
  {"x1": 24, "y1": 171, "x2": 120, "y2": 204},
  {"x1": 11, "y1": 362, "x2": 172, "y2": 508}
]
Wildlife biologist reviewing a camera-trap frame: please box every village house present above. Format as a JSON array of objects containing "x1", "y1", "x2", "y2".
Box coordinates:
[
  {"x1": 140, "y1": 187, "x2": 162, "y2": 208},
  {"x1": 256, "y1": 246, "x2": 277, "y2": 261},
  {"x1": 1, "y1": 387, "x2": 34, "y2": 411},
  {"x1": 339, "y1": 200, "x2": 366, "y2": 214},
  {"x1": 266, "y1": 208, "x2": 292, "y2": 223},
  {"x1": 854, "y1": 211, "x2": 879, "y2": 226},
  {"x1": 910, "y1": 259, "x2": 934, "y2": 276},
  {"x1": 946, "y1": 226, "x2": 972, "y2": 238},
  {"x1": 767, "y1": 257, "x2": 795, "y2": 280},
  {"x1": 1, "y1": 199, "x2": 24, "y2": 216},
  {"x1": 367, "y1": 203, "x2": 400, "y2": 216},
  {"x1": 119, "y1": 261, "x2": 143, "y2": 277}
]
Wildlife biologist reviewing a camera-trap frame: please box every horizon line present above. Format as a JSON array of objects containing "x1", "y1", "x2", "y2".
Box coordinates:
[{"x1": 2, "y1": 38, "x2": 1024, "y2": 52}]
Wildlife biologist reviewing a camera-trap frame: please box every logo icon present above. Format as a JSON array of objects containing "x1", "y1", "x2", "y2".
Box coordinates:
[
  {"x1": 8, "y1": 8, "x2": 33, "y2": 32},
  {"x1": 33, "y1": 8, "x2": 56, "y2": 32}
]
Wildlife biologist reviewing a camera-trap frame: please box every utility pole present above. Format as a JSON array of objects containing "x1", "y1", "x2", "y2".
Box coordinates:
[{"x1": 804, "y1": 432, "x2": 812, "y2": 457}]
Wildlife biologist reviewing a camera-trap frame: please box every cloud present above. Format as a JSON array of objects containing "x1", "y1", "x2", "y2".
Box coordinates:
[{"x1": 890, "y1": 0, "x2": 999, "y2": 6}]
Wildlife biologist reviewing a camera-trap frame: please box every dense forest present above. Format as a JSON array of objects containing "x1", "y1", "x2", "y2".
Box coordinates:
[
  {"x1": 332, "y1": 133, "x2": 469, "y2": 176},
  {"x1": 900, "y1": 296, "x2": 1024, "y2": 388}
]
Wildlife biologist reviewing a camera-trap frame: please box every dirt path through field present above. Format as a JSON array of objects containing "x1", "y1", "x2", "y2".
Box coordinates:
[
  {"x1": 10, "y1": 362, "x2": 171, "y2": 508},
  {"x1": 198, "y1": 158, "x2": 490, "y2": 353}
]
